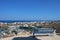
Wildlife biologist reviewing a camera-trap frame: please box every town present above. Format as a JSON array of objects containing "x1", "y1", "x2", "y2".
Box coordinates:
[{"x1": 0, "y1": 20, "x2": 60, "y2": 40}]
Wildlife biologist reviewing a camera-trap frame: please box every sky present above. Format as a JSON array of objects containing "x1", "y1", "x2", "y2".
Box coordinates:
[{"x1": 0, "y1": 0, "x2": 60, "y2": 20}]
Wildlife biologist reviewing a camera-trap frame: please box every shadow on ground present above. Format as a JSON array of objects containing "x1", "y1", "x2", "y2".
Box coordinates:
[{"x1": 12, "y1": 36, "x2": 40, "y2": 40}]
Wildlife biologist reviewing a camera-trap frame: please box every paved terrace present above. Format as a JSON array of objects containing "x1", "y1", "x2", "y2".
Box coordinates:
[{"x1": 1, "y1": 32, "x2": 60, "y2": 40}]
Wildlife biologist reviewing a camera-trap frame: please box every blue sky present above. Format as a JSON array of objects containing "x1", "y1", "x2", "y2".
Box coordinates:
[{"x1": 0, "y1": 0, "x2": 60, "y2": 20}]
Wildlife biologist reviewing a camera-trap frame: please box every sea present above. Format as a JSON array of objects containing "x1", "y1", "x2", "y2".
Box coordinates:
[{"x1": 0, "y1": 20, "x2": 54, "y2": 23}]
